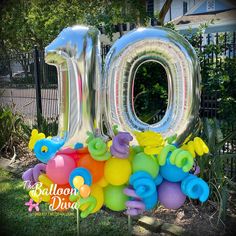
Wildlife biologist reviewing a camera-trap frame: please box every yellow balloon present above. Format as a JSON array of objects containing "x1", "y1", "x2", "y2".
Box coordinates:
[
  {"x1": 97, "y1": 176, "x2": 108, "y2": 187},
  {"x1": 107, "y1": 140, "x2": 113, "y2": 150},
  {"x1": 28, "y1": 129, "x2": 46, "y2": 150},
  {"x1": 91, "y1": 184, "x2": 104, "y2": 213},
  {"x1": 73, "y1": 176, "x2": 84, "y2": 189},
  {"x1": 80, "y1": 184, "x2": 104, "y2": 213},
  {"x1": 38, "y1": 174, "x2": 54, "y2": 188},
  {"x1": 29, "y1": 185, "x2": 50, "y2": 203},
  {"x1": 104, "y1": 157, "x2": 131, "y2": 185}
]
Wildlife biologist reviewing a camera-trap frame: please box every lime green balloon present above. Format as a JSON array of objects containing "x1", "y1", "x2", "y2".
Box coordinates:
[
  {"x1": 132, "y1": 152, "x2": 159, "y2": 178},
  {"x1": 104, "y1": 185, "x2": 128, "y2": 211}
]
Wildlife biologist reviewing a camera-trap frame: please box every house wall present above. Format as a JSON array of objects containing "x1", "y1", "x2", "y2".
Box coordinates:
[
  {"x1": 154, "y1": 0, "x2": 196, "y2": 22},
  {"x1": 188, "y1": 0, "x2": 236, "y2": 15}
]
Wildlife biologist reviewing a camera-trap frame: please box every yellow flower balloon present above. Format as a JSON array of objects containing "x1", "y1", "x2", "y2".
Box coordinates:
[
  {"x1": 135, "y1": 131, "x2": 164, "y2": 155},
  {"x1": 28, "y1": 129, "x2": 46, "y2": 150},
  {"x1": 135, "y1": 131, "x2": 164, "y2": 147},
  {"x1": 181, "y1": 137, "x2": 209, "y2": 157}
]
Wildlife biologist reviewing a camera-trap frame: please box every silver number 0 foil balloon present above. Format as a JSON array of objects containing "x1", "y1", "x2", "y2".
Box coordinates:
[
  {"x1": 104, "y1": 27, "x2": 201, "y2": 145},
  {"x1": 45, "y1": 26, "x2": 103, "y2": 146}
]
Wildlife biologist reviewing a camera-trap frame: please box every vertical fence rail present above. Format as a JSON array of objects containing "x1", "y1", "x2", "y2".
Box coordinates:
[{"x1": 33, "y1": 46, "x2": 42, "y2": 128}]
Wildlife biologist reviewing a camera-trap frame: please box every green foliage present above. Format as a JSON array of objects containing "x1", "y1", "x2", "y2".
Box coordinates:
[
  {"x1": 0, "y1": 105, "x2": 29, "y2": 153},
  {"x1": 0, "y1": 0, "x2": 148, "y2": 53},
  {"x1": 83, "y1": 0, "x2": 148, "y2": 40},
  {"x1": 201, "y1": 57, "x2": 236, "y2": 122},
  {"x1": 134, "y1": 61, "x2": 168, "y2": 124},
  {"x1": 35, "y1": 115, "x2": 58, "y2": 137},
  {"x1": 183, "y1": 23, "x2": 236, "y2": 123},
  {"x1": 197, "y1": 118, "x2": 236, "y2": 222}
]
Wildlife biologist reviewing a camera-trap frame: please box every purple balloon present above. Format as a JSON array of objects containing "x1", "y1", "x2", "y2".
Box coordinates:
[
  {"x1": 22, "y1": 168, "x2": 35, "y2": 187},
  {"x1": 158, "y1": 181, "x2": 186, "y2": 209},
  {"x1": 125, "y1": 201, "x2": 145, "y2": 216},
  {"x1": 33, "y1": 163, "x2": 46, "y2": 182},
  {"x1": 110, "y1": 132, "x2": 133, "y2": 158},
  {"x1": 124, "y1": 187, "x2": 145, "y2": 216}
]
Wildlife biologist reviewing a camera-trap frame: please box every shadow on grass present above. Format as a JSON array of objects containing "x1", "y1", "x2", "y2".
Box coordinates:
[{"x1": 0, "y1": 169, "x2": 129, "y2": 236}]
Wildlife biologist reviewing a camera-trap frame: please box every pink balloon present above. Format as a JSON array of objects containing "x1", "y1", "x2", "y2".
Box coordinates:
[
  {"x1": 158, "y1": 181, "x2": 186, "y2": 209},
  {"x1": 46, "y1": 154, "x2": 76, "y2": 185}
]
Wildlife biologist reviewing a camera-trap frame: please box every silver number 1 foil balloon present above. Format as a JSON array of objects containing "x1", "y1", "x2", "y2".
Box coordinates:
[
  {"x1": 45, "y1": 26, "x2": 103, "y2": 146},
  {"x1": 104, "y1": 27, "x2": 201, "y2": 145}
]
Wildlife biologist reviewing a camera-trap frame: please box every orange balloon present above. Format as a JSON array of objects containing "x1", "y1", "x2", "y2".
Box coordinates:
[
  {"x1": 49, "y1": 184, "x2": 74, "y2": 212},
  {"x1": 79, "y1": 184, "x2": 91, "y2": 198},
  {"x1": 77, "y1": 147, "x2": 89, "y2": 154},
  {"x1": 77, "y1": 154, "x2": 104, "y2": 183}
]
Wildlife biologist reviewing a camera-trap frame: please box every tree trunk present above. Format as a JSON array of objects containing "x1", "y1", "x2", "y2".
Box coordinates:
[
  {"x1": 158, "y1": 0, "x2": 173, "y2": 26},
  {"x1": 118, "y1": 23, "x2": 124, "y2": 38}
]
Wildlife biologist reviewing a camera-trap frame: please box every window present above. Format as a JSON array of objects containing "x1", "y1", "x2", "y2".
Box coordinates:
[
  {"x1": 207, "y1": 0, "x2": 215, "y2": 12},
  {"x1": 183, "y1": 1, "x2": 188, "y2": 15},
  {"x1": 147, "y1": 0, "x2": 154, "y2": 17}
]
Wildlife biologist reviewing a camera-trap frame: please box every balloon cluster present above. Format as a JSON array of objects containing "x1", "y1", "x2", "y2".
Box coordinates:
[{"x1": 22, "y1": 129, "x2": 210, "y2": 217}]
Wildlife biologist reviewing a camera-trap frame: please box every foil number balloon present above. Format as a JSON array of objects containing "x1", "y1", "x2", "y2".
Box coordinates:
[
  {"x1": 45, "y1": 26, "x2": 201, "y2": 146},
  {"x1": 45, "y1": 26, "x2": 103, "y2": 146},
  {"x1": 104, "y1": 27, "x2": 201, "y2": 145}
]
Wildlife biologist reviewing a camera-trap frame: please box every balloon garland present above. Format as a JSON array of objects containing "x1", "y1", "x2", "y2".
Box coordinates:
[{"x1": 23, "y1": 129, "x2": 210, "y2": 217}]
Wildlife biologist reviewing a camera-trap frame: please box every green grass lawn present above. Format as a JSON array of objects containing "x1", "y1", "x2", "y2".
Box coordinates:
[{"x1": 0, "y1": 168, "x2": 129, "y2": 236}]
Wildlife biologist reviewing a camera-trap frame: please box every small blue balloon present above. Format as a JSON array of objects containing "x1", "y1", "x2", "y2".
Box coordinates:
[
  {"x1": 133, "y1": 178, "x2": 156, "y2": 198},
  {"x1": 160, "y1": 156, "x2": 189, "y2": 182},
  {"x1": 130, "y1": 171, "x2": 153, "y2": 184},
  {"x1": 143, "y1": 191, "x2": 158, "y2": 210},
  {"x1": 129, "y1": 171, "x2": 158, "y2": 210},
  {"x1": 181, "y1": 174, "x2": 209, "y2": 202},
  {"x1": 34, "y1": 138, "x2": 65, "y2": 163},
  {"x1": 154, "y1": 174, "x2": 163, "y2": 186},
  {"x1": 69, "y1": 167, "x2": 92, "y2": 191},
  {"x1": 74, "y1": 142, "x2": 83, "y2": 149}
]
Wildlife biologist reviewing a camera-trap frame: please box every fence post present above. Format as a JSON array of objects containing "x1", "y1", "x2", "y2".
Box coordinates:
[{"x1": 33, "y1": 45, "x2": 42, "y2": 128}]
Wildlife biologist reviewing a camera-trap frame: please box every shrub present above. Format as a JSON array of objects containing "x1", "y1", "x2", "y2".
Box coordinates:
[
  {"x1": 0, "y1": 105, "x2": 30, "y2": 155},
  {"x1": 197, "y1": 118, "x2": 236, "y2": 222}
]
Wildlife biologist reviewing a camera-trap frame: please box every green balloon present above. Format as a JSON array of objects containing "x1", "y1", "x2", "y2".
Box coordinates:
[
  {"x1": 104, "y1": 185, "x2": 128, "y2": 211},
  {"x1": 132, "y1": 152, "x2": 159, "y2": 178}
]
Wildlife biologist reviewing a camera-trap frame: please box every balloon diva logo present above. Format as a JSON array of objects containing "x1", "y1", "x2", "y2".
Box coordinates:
[
  {"x1": 22, "y1": 26, "x2": 210, "y2": 222},
  {"x1": 23, "y1": 181, "x2": 77, "y2": 212}
]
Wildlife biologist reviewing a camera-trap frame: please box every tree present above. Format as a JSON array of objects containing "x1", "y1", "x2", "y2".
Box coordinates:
[
  {"x1": 0, "y1": 0, "x2": 84, "y2": 78},
  {"x1": 0, "y1": 0, "x2": 173, "y2": 79}
]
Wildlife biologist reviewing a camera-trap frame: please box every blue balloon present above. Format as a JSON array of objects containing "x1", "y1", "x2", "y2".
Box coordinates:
[
  {"x1": 154, "y1": 174, "x2": 163, "y2": 186},
  {"x1": 160, "y1": 156, "x2": 189, "y2": 182},
  {"x1": 181, "y1": 174, "x2": 209, "y2": 202},
  {"x1": 69, "y1": 167, "x2": 92, "y2": 190},
  {"x1": 133, "y1": 178, "x2": 156, "y2": 198},
  {"x1": 34, "y1": 138, "x2": 65, "y2": 163},
  {"x1": 143, "y1": 191, "x2": 158, "y2": 210},
  {"x1": 74, "y1": 142, "x2": 83, "y2": 149},
  {"x1": 129, "y1": 171, "x2": 158, "y2": 210},
  {"x1": 130, "y1": 171, "x2": 153, "y2": 183}
]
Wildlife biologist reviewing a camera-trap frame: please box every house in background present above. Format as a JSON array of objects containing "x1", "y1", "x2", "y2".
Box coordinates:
[
  {"x1": 147, "y1": 0, "x2": 196, "y2": 23},
  {"x1": 170, "y1": 0, "x2": 236, "y2": 34},
  {"x1": 101, "y1": 0, "x2": 236, "y2": 45}
]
